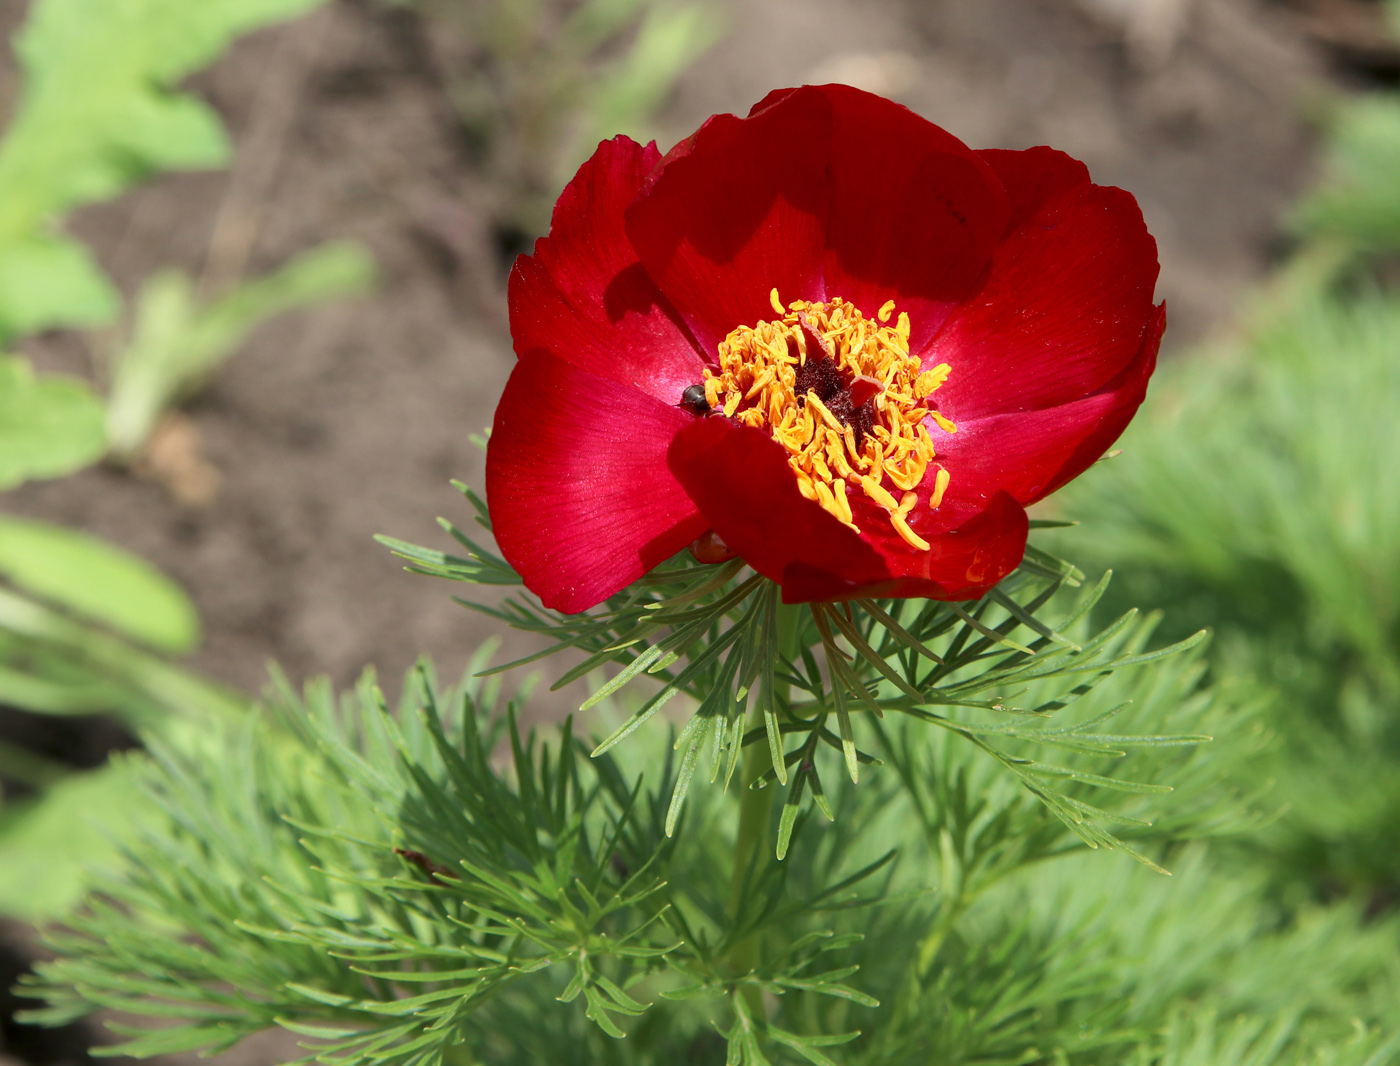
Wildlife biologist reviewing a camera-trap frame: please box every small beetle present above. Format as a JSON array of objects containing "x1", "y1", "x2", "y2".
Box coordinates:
[{"x1": 679, "y1": 383, "x2": 711, "y2": 415}]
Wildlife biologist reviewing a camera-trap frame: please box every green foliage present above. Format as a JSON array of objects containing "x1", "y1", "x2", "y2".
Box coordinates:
[
  {"x1": 0, "y1": 0, "x2": 328, "y2": 341},
  {"x1": 0, "y1": 760, "x2": 146, "y2": 920},
  {"x1": 0, "y1": 516, "x2": 198, "y2": 653},
  {"x1": 17, "y1": 636, "x2": 1392, "y2": 1065},
  {"x1": 0, "y1": 582, "x2": 245, "y2": 722},
  {"x1": 106, "y1": 242, "x2": 376, "y2": 458},
  {"x1": 1062, "y1": 289, "x2": 1400, "y2": 700},
  {"x1": 388, "y1": 489, "x2": 1215, "y2": 869},
  {"x1": 0, "y1": 0, "x2": 368, "y2": 920},
  {"x1": 21, "y1": 661, "x2": 678, "y2": 1059},
  {"x1": 0, "y1": 545, "x2": 244, "y2": 917},
  {"x1": 0, "y1": 355, "x2": 106, "y2": 490},
  {"x1": 1050, "y1": 9, "x2": 1400, "y2": 905},
  {"x1": 1295, "y1": 95, "x2": 1400, "y2": 256},
  {"x1": 1292, "y1": 0, "x2": 1400, "y2": 260}
]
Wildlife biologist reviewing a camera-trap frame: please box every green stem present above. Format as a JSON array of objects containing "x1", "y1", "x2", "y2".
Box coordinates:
[
  {"x1": 724, "y1": 600, "x2": 805, "y2": 1004},
  {"x1": 443, "y1": 1040, "x2": 476, "y2": 1066},
  {"x1": 728, "y1": 705, "x2": 773, "y2": 929}
]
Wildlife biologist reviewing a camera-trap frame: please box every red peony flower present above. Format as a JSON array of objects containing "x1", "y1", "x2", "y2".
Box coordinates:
[{"x1": 487, "y1": 85, "x2": 1164, "y2": 614}]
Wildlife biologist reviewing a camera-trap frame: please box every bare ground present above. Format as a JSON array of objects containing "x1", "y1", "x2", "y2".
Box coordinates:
[{"x1": 5, "y1": 0, "x2": 1332, "y2": 706}]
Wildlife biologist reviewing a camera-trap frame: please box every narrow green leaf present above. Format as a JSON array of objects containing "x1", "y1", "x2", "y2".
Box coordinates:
[
  {"x1": 0, "y1": 515, "x2": 198, "y2": 653},
  {"x1": 0, "y1": 356, "x2": 105, "y2": 489},
  {"x1": 665, "y1": 717, "x2": 712, "y2": 836},
  {"x1": 948, "y1": 602, "x2": 1034, "y2": 655}
]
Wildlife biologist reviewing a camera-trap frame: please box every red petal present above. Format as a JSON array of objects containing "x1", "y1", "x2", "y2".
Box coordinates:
[
  {"x1": 486, "y1": 351, "x2": 709, "y2": 613},
  {"x1": 666, "y1": 416, "x2": 1028, "y2": 603},
  {"x1": 816, "y1": 85, "x2": 1009, "y2": 354},
  {"x1": 927, "y1": 146, "x2": 1160, "y2": 420},
  {"x1": 667, "y1": 417, "x2": 887, "y2": 588},
  {"x1": 925, "y1": 303, "x2": 1163, "y2": 522},
  {"x1": 625, "y1": 98, "x2": 831, "y2": 355},
  {"x1": 788, "y1": 489, "x2": 1029, "y2": 603},
  {"x1": 979, "y1": 146, "x2": 1090, "y2": 232},
  {"x1": 509, "y1": 137, "x2": 704, "y2": 407},
  {"x1": 625, "y1": 86, "x2": 1009, "y2": 358}
]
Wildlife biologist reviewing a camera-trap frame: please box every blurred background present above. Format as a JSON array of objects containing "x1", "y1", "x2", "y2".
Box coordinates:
[
  {"x1": 2, "y1": 0, "x2": 1370, "y2": 703},
  {"x1": 1, "y1": 0, "x2": 1399, "y2": 1063}
]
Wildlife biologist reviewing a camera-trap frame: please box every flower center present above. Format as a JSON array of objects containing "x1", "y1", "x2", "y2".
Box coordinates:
[{"x1": 702, "y1": 289, "x2": 955, "y2": 551}]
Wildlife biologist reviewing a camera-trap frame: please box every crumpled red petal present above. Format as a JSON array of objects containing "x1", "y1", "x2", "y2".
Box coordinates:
[
  {"x1": 625, "y1": 85, "x2": 1009, "y2": 358},
  {"x1": 487, "y1": 351, "x2": 709, "y2": 613},
  {"x1": 667, "y1": 416, "x2": 1029, "y2": 603},
  {"x1": 624, "y1": 95, "x2": 831, "y2": 355},
  {"x1": 509, "y1": 136, "x2": 704, "y2": 407},
  {"x1": 807, "y1": 488, "x2": 1029, "y2": 603},
  {"x1": 812, "y1": 85, "x2": 1008, "y2": 354},
  {"x1": 921, "y1": 303, "x2": 1164, "y2": 527},
  {"x1": 667, "y1": 417, "x2": 886, "y2": 589},
  {"x1": 927, "y1": 145, "x2": 1160, "y2": 421}
]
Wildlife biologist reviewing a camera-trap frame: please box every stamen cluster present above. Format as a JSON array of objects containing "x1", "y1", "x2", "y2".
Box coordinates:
[{"x1": 702, "y1": 290, "x2": 954, "y2": 551}]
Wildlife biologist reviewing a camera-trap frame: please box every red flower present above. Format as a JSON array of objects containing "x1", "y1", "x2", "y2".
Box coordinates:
[{"x1": 487, "y1": 85, "x2": 1163, "y2": 614}]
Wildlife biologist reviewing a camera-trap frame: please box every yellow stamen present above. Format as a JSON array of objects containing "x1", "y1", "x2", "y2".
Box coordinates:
[
  {"x1": 915, "y1": 364, "x2": 951, "y2": 398},
  {"x1": 701, "y1": 296, "x2": 954, "y2": 551},
  {"x1": 806, "y1": 393, "x2": 844, "y2": 434},
  {"x1": 860, "y1": 474, "x2": 901, "y2": 513},
  {"x1": 886, "y1": 454, "x2": 926, "y2": 493},
  {"x1": 891, "y1": 510, "x2": 930, "y2": 551},
  {"x1": 745, "y1": 369, "x2": 774, "y2": 400},
  {"x1": 831, "y1": 478, "x2": 858, "y2": 530},
  {"x1": 929, "y1": 467, "x2": 950, "y2": 510}
]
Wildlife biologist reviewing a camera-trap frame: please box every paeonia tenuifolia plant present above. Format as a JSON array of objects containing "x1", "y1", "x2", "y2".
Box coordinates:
[{"x1": 32, "y1": 86, "x2": 1263, "y2": 1066}]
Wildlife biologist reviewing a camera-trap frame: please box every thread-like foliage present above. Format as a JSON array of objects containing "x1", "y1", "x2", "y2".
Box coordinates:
[
  {"x1": 386, "y1": 495, "x2": 1213, "y2": 867},
  {"x1": 18, "y1": 600, "x2": 1336, "y2": 1065}
]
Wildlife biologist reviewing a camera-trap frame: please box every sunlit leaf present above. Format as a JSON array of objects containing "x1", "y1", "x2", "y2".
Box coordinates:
[
  {"x1": 0, "y1": 515, "x2": 198, "y2": 652},
  {"x1": 0, "y1": 355, "x2": 105, "y2": 489}
]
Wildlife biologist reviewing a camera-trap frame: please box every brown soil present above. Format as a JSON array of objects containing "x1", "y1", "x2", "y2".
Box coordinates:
[
  {"x1": 0, "y1": 0, "x2": 1356, "y2": 1062},
  {"x1": 5, "y1": 0, "x2": 1328, "y2": 708}
]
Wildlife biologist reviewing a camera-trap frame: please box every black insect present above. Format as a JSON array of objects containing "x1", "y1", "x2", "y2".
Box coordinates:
[{"x1": 679, "y1": 383, "x2": 711, "y2": 415}]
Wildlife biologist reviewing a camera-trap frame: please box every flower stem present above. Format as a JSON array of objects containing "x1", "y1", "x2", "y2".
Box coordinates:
[
  {"x1": 728, "y1": 708, "x2": 773, "y2": 923},
  {"x1": 725, "y1": 599, "x2": 804, "y2": 1006},
  {"x1": 443, "y1": 1040, "x2": 476, "y2": 1066}
]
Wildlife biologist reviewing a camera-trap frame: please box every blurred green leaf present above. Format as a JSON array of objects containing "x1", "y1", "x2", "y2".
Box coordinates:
[
  {"x1": 106, "y1": 241, "x2": 376, "y2": 457},
  {"x1": 0, "y1": 235, "x2": 119, "y2": 336},
  {"x1": 0, "y1": 515, "x2": 197, "y2": 653},
  {"x1": 0, "y1": 658, "x2": 132, "y2": 717},
  {"x1": 582, "y1": 2, "x2": 724, "y2": 149},
  {"x1": 0, "y1": 355, "x2": 106, "y2": 490},
  {"x1": 1294, "y1": 95, "x2": 1400, "y2": 255},
  {"x1": 0, "y1": 0, "x2": 331, "y2": 342},
  {"x1": 562, "y1": 0, "x2": 651, "y2": 53},
  {"x1": 0, "y1": 759, "x2": 145, "y2": 920},
  {"x1": 0, "y1": 587, "x2": 245, "y2": 724}
]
